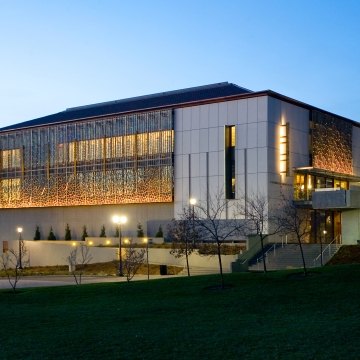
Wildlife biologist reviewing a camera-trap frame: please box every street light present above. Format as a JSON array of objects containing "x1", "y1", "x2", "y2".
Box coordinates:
[
  {"x1": 189, "y1": 198, "x2": 197, "y2": 246},
  {"x1": 321, "y1": 229, "x2": 327, "y2": 266},
  {"x1": 112, "y1": 215, "x2": 127, "y2": 276},
  {"x1": 17, "y1": 227, "x2": 23, "y2": 269},
  {"x1": 144, "y1": 238, "x2": 149, "y2": 280}
]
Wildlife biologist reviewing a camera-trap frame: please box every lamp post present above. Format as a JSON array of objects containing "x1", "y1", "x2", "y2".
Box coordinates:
[
  {"x1": 17, "y1": 227, "x2": 23, "y2": 269},
  {"x1": 112, "y1": 215, "x2": 127, "y2": 276},
  {"x1": 144, "y1": 238, "x2": 149, "y2": 280},
  {"x1": 321, "y1": 229, "x2": 327, "y2": 266},
  {"x1": 189, "y1": 198, "x2": 197, "y2": 246}
]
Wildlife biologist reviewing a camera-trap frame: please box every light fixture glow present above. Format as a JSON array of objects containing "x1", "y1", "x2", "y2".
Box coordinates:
[
  {"x1": 17, "y1": 227, "x2": 23, "y2": 234},
  {"x1": 279, "y1": 123, "x2": 289, "y2": 175},
  {"x1": 189, "y1": 198, "x2": 197, "y2": 206},
  {"x1": 112, "y1": 215, "x2": 127, "y2": 225}
]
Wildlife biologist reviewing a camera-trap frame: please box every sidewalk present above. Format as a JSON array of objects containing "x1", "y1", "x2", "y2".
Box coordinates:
[{"x1": 0, "y1": 274, "x2": 174, "y2": 289}]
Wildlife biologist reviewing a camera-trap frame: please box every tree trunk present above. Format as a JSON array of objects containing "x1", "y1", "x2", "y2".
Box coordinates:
[
  {"x1": 260, "y1": 236, "x2": 267, "y2": 273},
  {"x1": 216, "y1": 242, "x2": 225, "y2": 289},
  {"x1": 298, "y1": 238, "x2": 307, "y2": 276},
  {"x1": 185, "y1": 241, "x2": 191, "y2": 277}
]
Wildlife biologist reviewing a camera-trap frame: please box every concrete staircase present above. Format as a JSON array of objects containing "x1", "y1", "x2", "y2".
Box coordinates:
[{"x1": 247, "y1": 243, "x2": 340, "y2": 272}]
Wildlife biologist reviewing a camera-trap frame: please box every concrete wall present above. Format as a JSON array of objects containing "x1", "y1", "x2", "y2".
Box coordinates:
[
  {"x1": 2, "y1": 240, "x2": 238, "y2": 273},
  {"x1": 267, "y1": 97, "x2": 310, "y2": 199},
  {"x1": 0, "y1": 203, "x2": 173, "y2": 242},
  {"x1": 342, "y1": 210, "x2": 360, "y2": 244},
  {"x1": 174, "y1": 97, "x2": 271, "y2": 218}
]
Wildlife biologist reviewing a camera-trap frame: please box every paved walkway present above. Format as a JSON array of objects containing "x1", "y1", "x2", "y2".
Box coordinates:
[{"x1": 0, "y1": 274, "x2": 174, "y2": 289}]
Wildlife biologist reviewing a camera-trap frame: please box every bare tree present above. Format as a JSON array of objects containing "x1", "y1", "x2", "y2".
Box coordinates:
[
  {"x1": 124, "y1": 242, "x2": 145, "y2": 282},
  {"x1": 237, "y1": 193, "x2": 282, "y2": 273},
  {"x1": 67, "y1": 243, "x2": 93, "y2": 285},
  {"x1": 168, "y1": 208, "x2": 198, "y2": 277},
  {"x1": 0, "y1": 241, "x2": 29, "y2": 293},
  {"x1": 194, "y1": 193, "x2": 243, "y2": 289},
  {"x1": 277, "y1": 194, "x2": 312, "y2": 276}
]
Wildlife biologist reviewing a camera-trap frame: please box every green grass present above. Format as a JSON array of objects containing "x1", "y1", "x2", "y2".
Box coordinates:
[{"x1": 1, "y1": 265, "x2": 360, "y2": 359}]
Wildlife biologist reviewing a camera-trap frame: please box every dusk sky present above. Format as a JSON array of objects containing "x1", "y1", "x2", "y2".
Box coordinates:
[{"x1": 1, "y1": 0, "x2": 359, "y2": 127}]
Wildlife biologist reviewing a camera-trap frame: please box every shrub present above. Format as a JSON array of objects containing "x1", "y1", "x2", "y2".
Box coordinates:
[
  {"x1": 115, "y1": 226, "x2": 119, "y2": 238},
  {"x1": 81, "y1": 225, "x2": 88, "y2": 241},
  {"x1": 99, "y1": 225, "x2": 106, "y2": 238},
  {"x1": 34, "y1": 225, "x2": 41, "y2": 240},
  {"x1": 137, "y1": 223, "x2": 144, "y2": 238},
  {"x1": 48, "y1": 227, "x2": 56, "y2": 240},
  {"x1": 65, "y1": 224, "x2": 72, "y2": 241},
  {"x1": 155, "y1": 225, "x2": 163, "y2": 238}
]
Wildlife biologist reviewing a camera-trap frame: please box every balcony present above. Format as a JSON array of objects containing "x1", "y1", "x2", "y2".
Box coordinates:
[{"x1": 312, "y1": 189, "x2": 360, "y2": 209}]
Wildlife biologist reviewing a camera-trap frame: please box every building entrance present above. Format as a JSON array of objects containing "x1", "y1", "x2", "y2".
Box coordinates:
[{"x1": 310, "y1": 210, "x2": 342, "y2": 244}]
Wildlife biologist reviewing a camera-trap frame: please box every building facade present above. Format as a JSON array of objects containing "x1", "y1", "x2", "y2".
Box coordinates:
[{"x1": 1, "y1": 82, "x2": 360, "y2": 244}]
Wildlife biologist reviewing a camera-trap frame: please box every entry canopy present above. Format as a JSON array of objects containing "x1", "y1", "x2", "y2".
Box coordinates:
[{"x1": 294, "y1": 167, "x2": 360, "y2": 183}]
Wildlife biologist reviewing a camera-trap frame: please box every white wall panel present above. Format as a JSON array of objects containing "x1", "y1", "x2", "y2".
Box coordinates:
[
  {"x1": 191, "y1": 153, "x2": 200, "y2": 178},
  {"x1": 236, "y1": 174, "x2": 246, "y2": 198},
  {"x1": 236, "y1": 148, "x2": 245, "y2": 175},
  {"x1": 227, "y1": 100, "x2": 238, "y2": 124},
  {"x1": 209, "y1": 127, "x2": 219, "y2": 151},
  {"x1": 257, "y1": 121, "x2": 267, "y2": 147},
  {"x1": 247, "y1": 98, "x2": 258, "y2": 123},
  {"x1": 267, "y1": 121, "x2": 278, "y2": 149},
  {"x1": 257, "y1": 172, "x2": 268, "y2": 195},
  {"x1": 174, "y1": 154, "x2": 182, "y2": 180},
  {"x1": 182, "y1": 130, "x2": 191, "y2": 154},
  {"x1": 208, "y1": 152, "x2": 219, "y2": 176},
  {"x1": 174, "y1": 109, "x2": 183, "y2": 132},
  {"x1": 247, "y1": 148, "x2": 258, "y2": 174},
  {"x1": 191, "y1": 106, "x2": 200, "y2": 130},
  {"x1": 218, "y1": 149, "x2": 225, "y2": 177},
  {"x1": 174, "y1": 130, "x2": 183, "y2": 155},
  {"x1": 191, "y1": 129, "x2": 200, "y2": 154},
  {"x1": 247, "y1": 173, "x2": 258, "y2": 195},
  {"x1": 257, "y1": 147, "x2": 268, "y2": 173},
  {"x1": 200, "y1": 105, "x2": 209, "y2": 129},
  {"x1": 247, "y1": 123, "x2": 258, "y2": 148},
  {"x1": 209, "y1": 103, "x2": 219, "y2": 128},
  {"x1": 182, "y1": 107, "x2": 192, "y2": 131},
  {"x1": 199, "y1": 128, "x2": 209, "y2": 152},
  {"x1": 237, "y1": 124, "x2": 247, "y2": 149},
  {"x1": 237, "y1": 99, "x2": 248, "y2": 125},
  {"x1": 219, "y1": 102, "x2": 228, "y2": 126},
  {"x1": 199, "y1": 152, "x2": 207, "y2": 178},
  {"x1": 257, "y1": 96, "x2": 267, "y2": 123},
  {"x1": 182, "y1": 154, "x2": 189, "y2": 179},
  {"x1": 174, "y1": 176, "x2": 183, "y2": 201}
]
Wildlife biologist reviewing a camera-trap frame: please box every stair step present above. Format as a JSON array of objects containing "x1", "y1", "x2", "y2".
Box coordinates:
[{"x1": 246, "y1": 243, "x2": 340, "y2": 271}]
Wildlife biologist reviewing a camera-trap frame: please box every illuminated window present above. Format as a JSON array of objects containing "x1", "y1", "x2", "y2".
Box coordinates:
[
  {"x1": 225, "y1": 126, "x2": 236, "y2": 199},
  {"x1": 1, "y1": 149, "x2": 21, "y2": 169},
  {"x1": 279, "y1": 123, "x2": 289, "y2": 175},
  {"x1": 1, "y1": 178, "x2": 20, "y2": 202}
]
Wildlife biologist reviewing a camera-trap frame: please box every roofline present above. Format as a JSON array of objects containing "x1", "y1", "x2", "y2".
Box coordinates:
[{"x1": 1, "y1": 89, "x2": 359, "y2": 133}]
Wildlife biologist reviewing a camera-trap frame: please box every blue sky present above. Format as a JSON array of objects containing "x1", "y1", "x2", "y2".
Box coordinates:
[{"x1": 1, "y1": 0, "x2": 359, "y2": 127}]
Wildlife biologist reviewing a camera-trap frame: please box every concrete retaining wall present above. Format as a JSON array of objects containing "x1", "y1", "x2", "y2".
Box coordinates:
[{"x1": 2, "y1": 240, "x2": 238, "y2": 273}]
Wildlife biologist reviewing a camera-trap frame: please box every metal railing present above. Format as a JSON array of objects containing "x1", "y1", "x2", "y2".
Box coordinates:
[
  {"x1": 313, "y1": 236, "x2": 341, "y2": 267},
  {"x1": 254, "y1": 243, "x2": 280, "y2": 271}
]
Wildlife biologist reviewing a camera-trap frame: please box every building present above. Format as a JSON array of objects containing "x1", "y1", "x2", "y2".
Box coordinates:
[{"x1": 1, "y1": 82, "x2": 360, "y2": 245}]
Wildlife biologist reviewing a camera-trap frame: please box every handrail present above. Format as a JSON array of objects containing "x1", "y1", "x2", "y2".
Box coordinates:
[
  {"x1": 255, "y1": 243, "x2": 279, "y2": 270},
  {"x1": 313, "y1": 236, "x2": 341, "y2": 266}
]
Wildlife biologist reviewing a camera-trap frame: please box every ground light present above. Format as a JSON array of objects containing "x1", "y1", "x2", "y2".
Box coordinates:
[
  {"x1": 144, "y1": 238, "x2": 149, "y2": 280},
  {"x1": 16, "y1": 227, "x2": 23, "y2": 269},
  {"x1": 112, "y1": 215, "x2": 128, "y2": 276}
]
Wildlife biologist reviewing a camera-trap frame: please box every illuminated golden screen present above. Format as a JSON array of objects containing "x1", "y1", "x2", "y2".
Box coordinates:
[{"x1": 0, "y1": 110, "x2": 174, "y2": 208}]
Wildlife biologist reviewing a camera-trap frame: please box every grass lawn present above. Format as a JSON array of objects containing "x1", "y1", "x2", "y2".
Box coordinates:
[{"x1": 1, "y1": 265, "x2": 360, "y2": 359}]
